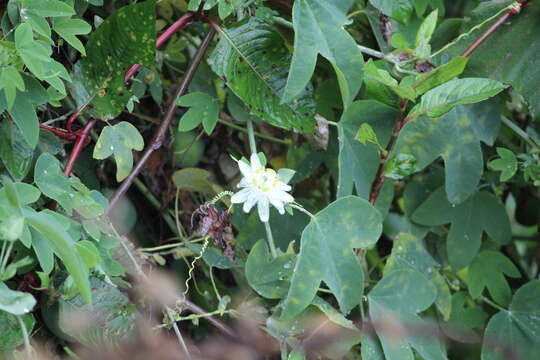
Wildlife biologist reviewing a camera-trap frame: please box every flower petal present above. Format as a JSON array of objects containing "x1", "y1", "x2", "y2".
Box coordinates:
[
  {"x1": 238, "y1": 159, "x2": 252, "y2": 178},
  {"x1": 257, "y1": 197, "x2": 270, "y2": 222},
  {"x1": 271, "y1": 189, "x2": 294, "y2": 203},
  {"x1": 231, "y1": 188, "x2": 250, "y2": 204},
  {"x1": 243, "y1": 194, "x2": 258, "y2": 213},
  {"x1": 269, "y1": 196, "x2": 285, "y2": 214},
  {"x1": 250, "y1": 153, "x2": 262, "y2": 171}
]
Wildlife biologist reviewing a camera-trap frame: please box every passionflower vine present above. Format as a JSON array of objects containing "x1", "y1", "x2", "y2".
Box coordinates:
[{"x1": 231, "y1": 153, "x2": 295, "y2": 222}]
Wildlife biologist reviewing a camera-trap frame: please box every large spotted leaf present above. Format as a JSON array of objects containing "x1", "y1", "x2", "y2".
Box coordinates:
[
  {"x1": 281, "y1": 196, "x2": 382, "y2": 320},
  {"x1": 412, "y1": 187, "x2": 512, "y2": 269},
  {"x1": 77, "y1": 0, "x2": 156, "y2": 119},
  {"x1": 368, "y1": 269, "x2": 446, "y2": 360},
  {"x1": 482, "y1": 280, "x2": 540, "y2": 360},
  {"x1": 393, "y1": 105, "x2": 486, "y2": 204},
  {"x1": 209, "y1": 17, "x2": 316, "y2": 133}
]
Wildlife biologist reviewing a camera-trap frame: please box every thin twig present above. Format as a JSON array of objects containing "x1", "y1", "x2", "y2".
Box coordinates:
[
  {"x1": 108, "y1": 27, "x2": 217, "y2": 214},
  {"x1": 369, "y1": 99, "x2": 408, "y2": 204}
]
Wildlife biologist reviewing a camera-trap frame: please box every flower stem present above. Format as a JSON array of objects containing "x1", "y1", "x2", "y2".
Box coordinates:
[
  {"x1": 246, "y1": 118, "x2": 258, "y2": 154},
  {"x1": 290, "y1": 204, "x2": 315, "y2": 218},
  {"x1": 264, "y1": 221, "x2": 278, "y2": 259},
  {"x1": 218, "y1": 116, "x2": 291, "y2": 145},
  {"x1": 16, "y1": 315, "x2": 32, "y2": 356}
]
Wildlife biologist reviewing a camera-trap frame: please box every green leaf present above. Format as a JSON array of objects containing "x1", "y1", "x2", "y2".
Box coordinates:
[
  {"x1": 208, "y1": 18, "x2": 315, "y2": 133},
  {"x1": 482, "y1": 280, "x2": 540, "y2": 360},
  {"x1": 15, "y1": 23, "x2": 52, "y2": 78},
  {"x1": 245, "y1": 240, "x2": 295, "y2": 299},
  {"x1": 416, "y1": 9, "x2": 438, "y2": 47},
  {"x1": 0, "y1": 120, "x2": 33, "y2": 180},
  {"x1": 0, "y1": 312, "x2": 35, "y2": 351},
  {"x1": 24, "y1": 210, "x2": 91, "y2": 304},
  {"x1": 384, "y1": 153, "x2": 417, "y2": 180},
  {"x1": 76, "y1": 240, "x2": 101, "y2": 268},
  {"x1": 0, "y1": 66, "x2": 25, "y2": 109},
  {"x1": 467, "y1": 250, "x2": 520, "y2": 307},
  {"x1": 415, "y1": 9, "x2": 438, "y2": 58},
  {"x1": 384, "y1": 233, "x2": 451, "y2": 320},
  {"x1": 34, "y1": 153, "x2": 108, "y2": 217},
  {"x1": 281, "y1": 196, "x2": 382, "y2": 320},
  {"x1": 356, "y1": 123, "x2": 382, "y2": 148},
  {"x1": 53, "y1": 17, "x2": 92, "y2": 55},
  {"x1": 21, "y1": 0, "x2": 76, "y2": 17},
  {"x1": 368, "y1": 269, "x2": 444, "y2": 360},
  {"x1": 42, "y1": 276, "x2": 139, "y2": 346},
  {"x1": 337, "y1": 100, "x2": 397, "y2": 198},
  {"x1": 441, "y1": 291, "x2": 488, "y2": 344},
  {"x1": 176, "y1": 92, "x2": 219, "y2": 135},
  {"x1": 364, "y1": 60, "x2": 416, "y2": 100},
  {"x1": 408, "y1": 78, "x2": 507, "y2": 119},
  {"x1": 0, "y1": 282, "x2": 36, "y2": 315},
  {"x1": 488, "y1": 147, "x2": 518, "y2": 182},
  {"x1": 30, "y1": 228, "x2": 54, "y2": 275},
  {"x1": 370, "y1": 0, "x2": 414, "y2": 24},
  {"x1": 78, "y1": 0, "x2": 156, "y2": 119},
  {"x1": 392, "y1": 106, "x2": 485, "y2": 204},
  {"x1": 6, "y1": 91, "x2": 39, "y2": 149},
  {"x1": 412, "y1": 187, "x2": 512, "y2": 269},
  {"x1": 93, "y1": 122, "x2": 144, "y2": 181},
  {"x1": 282, "y1": 0, "x2": 364, "y2": 108},
  {"x1": 413, "y1": 56, "x2": 468, "y2": 96},
  {"x1": 448, "y1": 1, "x2": 540, "y2": 117}
]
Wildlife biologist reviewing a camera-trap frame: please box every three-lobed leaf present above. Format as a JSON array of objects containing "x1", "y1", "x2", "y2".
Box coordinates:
[
  {"x1": 176, "y1": 92, "x2": 219, "y2": 135},
  {"x1": 283, "y1": 0, "x2": 364, "y2": 108},
  {"x1": 467, "y1": 250, "x2": 520, "y2": 307},
  {"x1": 412, "y1": 187, "x2": 512, "y2": 269},
  {"x1": 281, "y1": 196, "x2": 382, "y2": 320},
  {"x1": 488, "y1": 147, "x2": 518, "y2": 182},
  {"x1": 93, "y1": 122, "x2": 144, "y2": 181}
]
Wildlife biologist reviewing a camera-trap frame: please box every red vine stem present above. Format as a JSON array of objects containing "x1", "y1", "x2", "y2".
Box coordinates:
[
  {"x1": 368, "y1": 1, "x2": 530, "y2": 205},
  {"x1": 460, "y1": 0, "x2": 528, "y2": 58},
  {"x1": 39, "y1": 124, "x2": 78, "y2": 141},
  {"x1": 108, "y1": 27, "x2": 217, "y2": 213},
  {"x1": 124, "y1": 12, "x2": 196, "y2": 84},
  {"x1": 63, "y1": 119, "x2": 97, "y2": 176}
]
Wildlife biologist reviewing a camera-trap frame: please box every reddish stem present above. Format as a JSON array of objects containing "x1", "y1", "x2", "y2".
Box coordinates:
[
  {"x1": 124, "y1": 12, "x2": 195, "y2": 84},
  {"x1": 461, "y1": 0, "x2": 528, "y2": 57},
  {"x1": 39, "y1": 124, "x2": 78, "y2": 141},
  {"x1": 63, "y1": 119, "x2": 97, "y2": 176},
  {"x1": 369, "y1": 99, "x2": 408, "y2": 204}
]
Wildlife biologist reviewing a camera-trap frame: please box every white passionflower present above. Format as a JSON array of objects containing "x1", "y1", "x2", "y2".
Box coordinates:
[{"x1": 231, "y1": 153, "x2": 295, "y2": 222}]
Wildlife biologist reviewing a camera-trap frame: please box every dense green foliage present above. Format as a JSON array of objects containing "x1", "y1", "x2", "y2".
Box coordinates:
[{"x1": 1, "y1": 0, "x2": 540, "y2": 359}]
